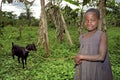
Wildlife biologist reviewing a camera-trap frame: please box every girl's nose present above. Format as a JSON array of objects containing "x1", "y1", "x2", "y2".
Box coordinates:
[{"x1": 88, "y1": 21, "x2": 92, "y2": 24}]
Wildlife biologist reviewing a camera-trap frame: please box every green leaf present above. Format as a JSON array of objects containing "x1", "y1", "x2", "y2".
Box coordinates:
[
  {"x1": 64, "y1": 0, "x2": 80, "y2": 6},
  {"x1": 83, "y1": 0, "x2": 90, "y2": 6}
]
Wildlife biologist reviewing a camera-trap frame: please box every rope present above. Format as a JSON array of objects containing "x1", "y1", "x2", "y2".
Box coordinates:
[{"x1": 32, "y1": 52, "x2": 75, "y2": 61}]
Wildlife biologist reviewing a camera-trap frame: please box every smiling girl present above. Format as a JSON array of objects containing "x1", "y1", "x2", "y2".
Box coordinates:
[{"x1": 74, "y1": 8, "x2": 113, "y2": 80}]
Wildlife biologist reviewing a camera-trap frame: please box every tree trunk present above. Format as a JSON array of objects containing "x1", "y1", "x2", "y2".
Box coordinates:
[
  {"x1": 0, "y1": 0, "x2": 2, "y2": 11},
  {"x1": 0, "y1": 0, "x2": 3, "y2": 35},
  {"x1": 37, "y1": 0, "x2": 50, "y2": 57},
  {"x1": 24, "y1": 0, "x2": 35, "y2": 26},
  {"x1": 46, "y1": 2, "x2": 73, "y2": 46},
  {"x1": 78, "y1": 5, "x2": 84, "y2": 35},
  {"x1": 59, "y1": 8, "x2": 73, "y2": 46},
  {"x1": 97, "y1": 0, "x2": 106, "y2": 32}
]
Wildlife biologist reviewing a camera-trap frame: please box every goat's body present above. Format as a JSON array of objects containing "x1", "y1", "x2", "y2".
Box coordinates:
[{"x1": 12, "y1": 42, "x2": 29, "y2": 69}]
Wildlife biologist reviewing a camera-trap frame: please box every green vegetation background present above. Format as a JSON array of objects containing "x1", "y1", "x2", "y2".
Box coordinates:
[{"x1": 0, "y1": 26, "x2": 120, "y2": 80}]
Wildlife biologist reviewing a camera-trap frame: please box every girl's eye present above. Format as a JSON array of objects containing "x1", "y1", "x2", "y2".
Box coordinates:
[{"x1": 86, "y1": 19, "x2": 96, "y2": 22}]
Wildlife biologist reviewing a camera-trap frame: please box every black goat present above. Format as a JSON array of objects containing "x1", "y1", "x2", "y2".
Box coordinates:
[
  {"x1": 12, "y1": 42, "x2": 29, "y2": 69},
  {"x1": 26, "y1": 43, "x2": 37, "y2": 51}
]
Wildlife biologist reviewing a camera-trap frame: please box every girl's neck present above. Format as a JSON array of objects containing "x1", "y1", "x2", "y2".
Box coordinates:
[
  {"x1": 83, "y1": 29, "x2": 97, "y2": 39},
  {"x1": 88, "y1": 29, "x2": 97, "y2": 34}
]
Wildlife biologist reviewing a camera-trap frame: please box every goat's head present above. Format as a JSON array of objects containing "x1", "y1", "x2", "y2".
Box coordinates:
[{"x1": 26, "y1": 43, "x2": 37, "y2": 51}]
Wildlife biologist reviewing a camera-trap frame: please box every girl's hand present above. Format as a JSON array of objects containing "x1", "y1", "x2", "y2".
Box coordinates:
[{"x1": 74, "y1": 54, "x2": 82, "y2": 64}]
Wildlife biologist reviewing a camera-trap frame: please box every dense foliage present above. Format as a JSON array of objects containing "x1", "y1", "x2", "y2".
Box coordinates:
[
  {"x1": 106, "y1": 1, "x2": 120, "y2": 27},
  {"x1": 0, "y1": 26, "x2": 120, "y2": 80},
  {"x1": 0, "y1": 11, "x2": 39, "y2": 27}
]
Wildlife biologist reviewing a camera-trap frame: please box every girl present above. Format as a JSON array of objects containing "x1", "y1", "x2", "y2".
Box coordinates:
[{"x1": 74, "y1": 8, "x2": 113, "y2": 80}]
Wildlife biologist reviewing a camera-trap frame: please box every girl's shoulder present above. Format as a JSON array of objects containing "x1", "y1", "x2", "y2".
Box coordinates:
[
  {"x1": 97, "y1": 30, "x2": 104, "y2": 34},
  {"x1": 97, "y1": 30, "x2": 107, "y2": 34},
  {"x1": 96, "y1": 30, "x2": 107, "y2": 41},
  {"x1": 97, "y1": 30, "x2": 107, "y2": 36},
  {"x1": 95, "y1": 30, "x2": 107, "y2": 37}
]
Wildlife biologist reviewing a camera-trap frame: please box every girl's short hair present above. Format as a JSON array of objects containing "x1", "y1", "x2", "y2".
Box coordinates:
[{"x1": 85, "y1": 8, "x2": 100, "y2": 19}]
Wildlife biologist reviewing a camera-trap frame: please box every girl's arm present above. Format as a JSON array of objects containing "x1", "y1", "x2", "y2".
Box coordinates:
[{"x1": 76, "y1": 32, "x2": 108, "y2": 62}]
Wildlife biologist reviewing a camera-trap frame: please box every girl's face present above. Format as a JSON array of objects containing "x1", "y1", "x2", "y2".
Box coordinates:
[{"x1": 84, "y1": 12, "x2": 99, "y2": 32}]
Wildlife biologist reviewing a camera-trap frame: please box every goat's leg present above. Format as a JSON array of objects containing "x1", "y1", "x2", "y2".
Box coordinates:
[
  {"x1": 18, "y1": 57, "x2": 20, "y2": 63},
  {"x1": 12, "y1": 54, "x2": 14, "y2": 59},
  {"x1": 22, "y1": 58, "x2": 25, "y2": 69},
  {"x1": 25, "y1": 57, "x2": 27, "y2": 65}
]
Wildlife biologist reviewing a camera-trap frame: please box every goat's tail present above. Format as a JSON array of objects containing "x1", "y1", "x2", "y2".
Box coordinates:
[{"x1": 12, "y1": 42, "x2": 14, "y2": 47}]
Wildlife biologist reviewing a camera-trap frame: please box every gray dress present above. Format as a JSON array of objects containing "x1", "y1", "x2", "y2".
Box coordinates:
[{"x1": 74, "y1": 30, "x2": 113, "y2": 80}]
